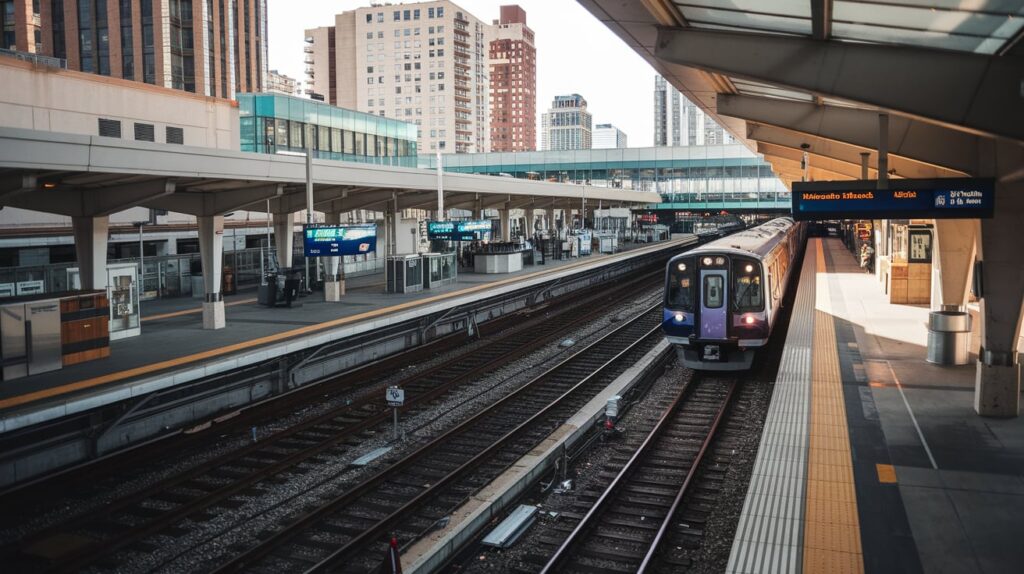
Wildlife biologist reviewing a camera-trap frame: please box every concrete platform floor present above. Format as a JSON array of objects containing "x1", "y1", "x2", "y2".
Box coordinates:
[
  {"x1": 821, "y1": 238, "x2": 1024, "y2": 574},
  {"x1": 0, "y1": 245, "x2": 655, "y2": 406}
]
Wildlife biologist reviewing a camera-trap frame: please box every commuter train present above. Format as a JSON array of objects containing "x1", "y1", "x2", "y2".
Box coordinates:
[{"x1": 663, "y1": 217, "x2": 805, "y2": 370}]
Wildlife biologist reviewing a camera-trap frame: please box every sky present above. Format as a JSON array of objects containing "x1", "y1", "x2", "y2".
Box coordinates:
[{"x1": 266, "y1": 0, "x2": 659, "y2": 149}]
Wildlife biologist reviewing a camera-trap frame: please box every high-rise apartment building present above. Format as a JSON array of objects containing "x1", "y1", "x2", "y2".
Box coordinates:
[
  {"x1": 305, "y1": 1, "x2": 491, "y2": 154},
  {"x1": 541, "y1": 94, "x2": 591, "y2": 151},
  {"x1": 488, "y1": 4, "x2": 535, "y2": 152},
  {"x1": 654, "y1": 75, "x2": 732, "y2": 146},
  {"x1": 0, "y1": 0, "x2": 267, "y2": 98},
  {"x1": 266, "y1": 69, "x2": 297, "y2": 95},
  {"x1": 593, "y1": 123, "x2": 627, "y2": 149}
]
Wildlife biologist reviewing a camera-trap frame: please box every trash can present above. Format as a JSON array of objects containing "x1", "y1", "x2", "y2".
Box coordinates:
[{"x1": 927, "y1": 311, "x2": 971, "y2": 365}]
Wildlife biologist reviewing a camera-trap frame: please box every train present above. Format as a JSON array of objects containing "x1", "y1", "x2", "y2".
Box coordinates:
[{"x1": 662, "y1": 217, "x2": 805, "y2": 370}]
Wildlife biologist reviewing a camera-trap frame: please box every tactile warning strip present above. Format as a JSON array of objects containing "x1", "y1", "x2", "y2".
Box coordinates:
[{"x1": 804, "y1": 239, "x2": 864, "y2": 573}]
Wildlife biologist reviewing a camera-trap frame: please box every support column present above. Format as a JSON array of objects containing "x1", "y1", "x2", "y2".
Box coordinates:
[
  {"x1": 499, "y1": 208, "x2": 511, "y2": 242},
  {"x1": 71, "y1": 216, "x2": 110, "y2": 291},
  {"x1": 273, "y1": 212, "x2": 294, "y2": 269},
  {"x1": 933, "y1": 219, "x2": 978, "y2": 310},
  {"x1": 975, "y1": 183, "x2": 1024, "y2": 417},
  {"x1": 323, "y1": 212, "x2": 344, "y2": 301},
  {"x1": 198, "y1": 215, "x2": 225, "y2": 330},
  {"x1": 526, "y1": 208, "x2": 536, "y2": 236}
]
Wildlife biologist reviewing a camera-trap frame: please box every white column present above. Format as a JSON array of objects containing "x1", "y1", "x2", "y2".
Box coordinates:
[
  {"x1": 975, "y1": 182, "x2": 1024, "y2": 417},
  {"x1": 324, "y1": 212, "x2": 344, "y2": 301},
  {"x1": 198, "y1": 215, "x2": 225, "y2": 330},
  {"x1": 499, "y1": 208, "x2": 511, "y2": 242},
  {"x1": 273, "y1": 212, "x2": 294, "y2": 269},
  {"x1": 72, "y1": 216, "x2": 110, "y2": 291}
]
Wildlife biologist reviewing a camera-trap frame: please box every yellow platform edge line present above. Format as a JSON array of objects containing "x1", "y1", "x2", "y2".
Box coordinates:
[
  {"x1": 803, "y1": 238, "x2": 865, "y2": 574},
  {"x1": 0, "y1": 243, "x2": 676, "y2": 412}
]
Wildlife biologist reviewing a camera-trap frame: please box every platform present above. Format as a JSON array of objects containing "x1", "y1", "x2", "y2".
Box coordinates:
[
  {"x1": 0, "y1": 240, "x2": 688, "y2": 433},
  {"x1": 729, "y1": 238, "x2": 1024, "y2": 574}
]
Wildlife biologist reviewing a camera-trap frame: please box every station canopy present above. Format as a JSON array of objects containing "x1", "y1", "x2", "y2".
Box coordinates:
[{"x1": 579, "y1": 0, "x2": 1024, "y2": 187}]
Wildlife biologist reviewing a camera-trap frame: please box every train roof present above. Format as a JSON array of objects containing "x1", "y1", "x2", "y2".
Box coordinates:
[{"x1": 684, "y1": 217, "x2": 796, "y2": 259}]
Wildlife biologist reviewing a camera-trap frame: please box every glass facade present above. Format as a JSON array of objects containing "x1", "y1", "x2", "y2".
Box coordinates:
[
  {"x1": 238, "y1": 93, "x2": 418, "y2": 167},
  {"x1": 419, "y1": 145, "x2": 791, "y2": 210}
]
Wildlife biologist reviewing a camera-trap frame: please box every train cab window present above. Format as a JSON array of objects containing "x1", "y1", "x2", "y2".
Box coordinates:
[
  {"x1": 733, "y1": 259, "x2": 764, "y2": 311},
  {"x1": 704, "y1": 275, "x2": 724, "y2": 309},
  {"x1": 667, "y1": 258, "x2": 694, "y2": 310}
]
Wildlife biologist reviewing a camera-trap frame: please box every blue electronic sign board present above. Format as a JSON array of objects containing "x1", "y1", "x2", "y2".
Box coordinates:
[
  {"x1": 792, "y1": 178, "x2": 994, "y2": 221},
  {"x1": 426, "y1": 219, "x2": 492, "y2": 241},
  {"x1": 303, "y1": 224, "x2": 377, "y2": 257}
]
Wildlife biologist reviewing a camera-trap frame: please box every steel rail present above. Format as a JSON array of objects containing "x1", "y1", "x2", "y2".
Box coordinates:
[{"x1": 215, "y1": 305, "x2": 662, "y2": 574}]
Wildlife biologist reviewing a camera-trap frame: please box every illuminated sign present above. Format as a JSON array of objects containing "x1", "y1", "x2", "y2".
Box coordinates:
[
  {"x1": 792, "y1": 178, "x2": 994, "y2": 220},
  {"x1": 426, "y1": 219, "x2": 492, "y2": 240},
  {"x1": 302, "y1": 224, "x2": 377, "y2": 256}
]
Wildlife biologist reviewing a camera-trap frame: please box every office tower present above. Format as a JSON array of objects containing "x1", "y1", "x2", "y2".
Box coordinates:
[
  {"x1": 0, "y1": 0, "x2": 267, "y2": 98},
  {"x1": 541, "y1": 93, "x2": 591, "y2": 151},
  {"x1": 488, "y1": 4, "x2": 535, "y2": 152},
  {"x1": 305, "y1": 1, "x2": 491, "y2": 154},
  {"x1": 654, "y1": 75, "x2": 732, "y2": 146},
  {"x1": 593, "y1": 123, "x2": 627, "y2": 149}
]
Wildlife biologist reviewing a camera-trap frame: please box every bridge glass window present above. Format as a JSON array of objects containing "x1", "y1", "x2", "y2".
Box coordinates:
[
  {"x1": 704, "y1": 275, "x2": 724, "y2": 309},
  {"x1": 733, "y1": 259, "x2": 763, "y2": 311}
]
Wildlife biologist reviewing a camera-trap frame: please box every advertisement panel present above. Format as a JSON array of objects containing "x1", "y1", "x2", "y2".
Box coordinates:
[{"x1": 303, "y1": 224, "x2": 378, "y2": 257}]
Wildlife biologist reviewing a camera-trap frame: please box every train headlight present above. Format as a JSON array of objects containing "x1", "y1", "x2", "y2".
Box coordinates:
[
  {"x1": 744, "y1": 315, "x2": 756, "y2": 325},
  {"x1": 674, "y1": 312, "x2": 686, "y2": 322},
  {"x1": 745, "y1": 264, "x2": 754, "y2": 273},
  {"x1": 715, "y1": 257, "x2": 726, "y2": 265},
  {"x1": 702, "y1": 257, "x2": 712, "y2": 266},
  {"x1": 677, "y1": 262, "x2": 687, "y2": 271}
]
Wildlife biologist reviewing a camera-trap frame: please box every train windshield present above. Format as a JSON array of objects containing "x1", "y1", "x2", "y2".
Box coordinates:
[
  {"x1": 667, "y1": 257, "x2": 695, "y2": 310},
  {"x1": 732, "y1": 259, "x2": 764, "y2": 311}
]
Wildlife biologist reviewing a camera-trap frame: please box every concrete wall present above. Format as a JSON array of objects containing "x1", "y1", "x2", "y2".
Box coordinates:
[{"x1": 0, "y1": 58, "x2": 238, "y2": 150}]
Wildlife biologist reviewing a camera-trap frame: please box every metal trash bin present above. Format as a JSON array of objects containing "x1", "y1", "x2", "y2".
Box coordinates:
[{"x1": 927, "y1": 311, "x2": 971, "y2": 365}]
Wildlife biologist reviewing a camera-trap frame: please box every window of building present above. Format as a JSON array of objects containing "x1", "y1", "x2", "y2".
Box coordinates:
[
  {"x1": 413, "y1": 9, "x2": 420, "y2": 19},
  {"x1": 377, "y1": 12, "x2": 383, "y2": 23},
  {"x1": 428, "y1": 7, "x2": 434, "y2": 18},
  {"x1": 403, "y1": 9, "x2": 409, "y2": 20},
  {"x1": 166, "y1": 126, "x2": 184, "y2": 145},
  {"x1": 393, "y1": 10, "x2": 399, "y2": 21},
  {"x1": 134, "y1": 123, "x2": 155, "y2": 142},
  {"x1": 437, "y1": 7, "x2": 444, "y2": 17},
  {"x1": 377, "y1": 31, "x2": 383, "y2": 38},
  {"x1": 367, "y1": 66, "x2": 373, "y2": 73},
  {"x1": 98, "y1": 118, "x2": 121, "y2": 138},
  {"x1": 367, "y1": 77, "x2": 374, "y2": 84},
  {"x1": 366, "y1": 13, "x2": 372, "y2": 23},
  {"x1": 366, "y1": 32, "x2": 372, "y2": 39}
]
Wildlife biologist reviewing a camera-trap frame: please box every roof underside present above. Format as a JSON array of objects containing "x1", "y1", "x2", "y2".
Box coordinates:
[{"x1": 579, "y1": 0, "x2": 1024, "y2": 188}]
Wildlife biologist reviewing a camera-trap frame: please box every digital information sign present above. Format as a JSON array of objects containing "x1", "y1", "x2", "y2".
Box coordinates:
[
  {"x1": 792, "y1": 178, "x2": 994, "y2": 221},
  {"x1": 303, "y1": 224, "x2": 377, "y2": 257},
  {"x1": 426, "y1": 219, "x2": 492, "y2": 241}
]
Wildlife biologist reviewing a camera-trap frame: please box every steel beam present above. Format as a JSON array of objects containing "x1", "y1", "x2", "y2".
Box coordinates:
[
  {"x1": 757, "y1": 142, "x2": 872, "y2": 180},
  {"x1": 810, "y1": 0, "x2": 832, "y2": 41},
  {"x1": 0, "y1": 173, "x2": 36, "y2": 201},
  {"x1": 718, "y1": 94, "x2": 980, "y2": 175},
  {"x1": 147, "y1": 183, "x2": 284, "y2": 216},
  {"x1": 747, "y1": 123, "x2": 959, "y2": 180},
  {"x1": 760, "y1": 153, "x2": 855, "y2": 182},
  {"x1": 3, "y1": 179, "x2": 175, "y2": 217},
  {"x1": 655, "y1": 27, "x2": 1024, "y2": 142}
]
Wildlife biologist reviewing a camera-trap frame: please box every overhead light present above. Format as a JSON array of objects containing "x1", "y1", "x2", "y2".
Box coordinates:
[{"x1": 42, "y1": 182, "x2": 57, "y2": 189}]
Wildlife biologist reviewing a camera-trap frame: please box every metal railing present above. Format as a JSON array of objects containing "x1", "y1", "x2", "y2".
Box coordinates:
[{"x1": 0, "y1": 47, "x2": 67, "y2": 69}]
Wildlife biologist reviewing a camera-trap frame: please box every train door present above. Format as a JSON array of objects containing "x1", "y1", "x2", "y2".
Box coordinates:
[{"x1": 700, "y1": 269, "x2": 728, "y2": 341}]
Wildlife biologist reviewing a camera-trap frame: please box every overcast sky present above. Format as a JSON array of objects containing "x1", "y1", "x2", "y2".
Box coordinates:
[{"x1": 267, "y1": 0, "x2": 658, "y2": 149}]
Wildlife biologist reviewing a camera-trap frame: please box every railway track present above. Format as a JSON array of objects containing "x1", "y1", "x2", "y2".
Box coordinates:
[
  {"x1": 3, "y1": 274, "x2": 662, "y2": 573},
  {"x1": 214, "y1": 305, "x2": 665, "y2": 574},
  {"x1": 539, "y1": 374, "x2": 737, "y2": 574}
]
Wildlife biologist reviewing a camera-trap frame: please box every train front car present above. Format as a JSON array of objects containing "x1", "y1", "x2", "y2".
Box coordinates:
[{"x1": 662, "y1": 218, "x2": 799, "y2": 371}]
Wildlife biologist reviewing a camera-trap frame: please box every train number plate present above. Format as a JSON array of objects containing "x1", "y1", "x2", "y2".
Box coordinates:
[{"x1": 702, "y1": 345, "x2": 721, "y2": 361}]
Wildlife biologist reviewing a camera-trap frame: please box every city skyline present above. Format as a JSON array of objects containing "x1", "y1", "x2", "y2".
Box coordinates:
[{"x1": 267, "y1": 0, "x2": 657, "y2": 150}]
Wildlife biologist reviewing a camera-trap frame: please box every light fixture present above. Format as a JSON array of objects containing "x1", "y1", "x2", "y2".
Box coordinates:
[
  {"x1": 702, "y1": 257, "x2": 712, "y2": 265},
  {"x1": 745, "y1": 316, "x2": 755, "y2": 325},
  {"x1": 674, "y1": 312, "x2": 685, "y2": 322},
  {"x1": 677, "y1": 262, "x2": 687, "y2": 271},
  {"x1": 42, "y1": 182, "x2": 57, "y2": 189},
  {"x1": 715, "y1": 257, "x2": 726, "y2": 265},
  {"x1": 745, "y1": 264, "x2": 754, "y2": 273}
]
